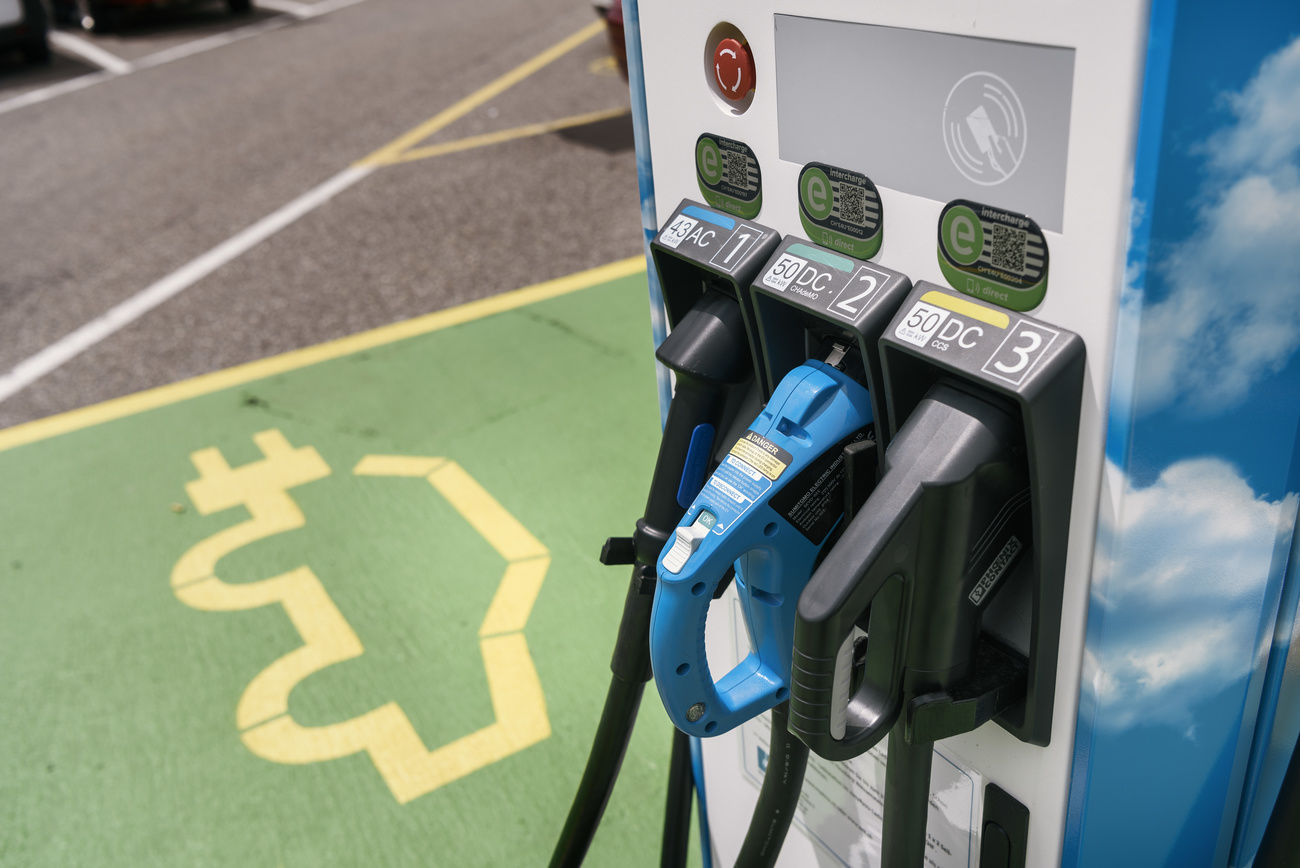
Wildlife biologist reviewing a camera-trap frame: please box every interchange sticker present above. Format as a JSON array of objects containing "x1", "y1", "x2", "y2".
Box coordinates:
[
  {"x1": 696, "y1": 133, "x2": 762, "y2": 219},
  {"x1": 936, "y1": 199, "x2": 1049, "y2": 311},
  {"x1": 797, "y1": 162, "x2": 883, "y2": 260}
]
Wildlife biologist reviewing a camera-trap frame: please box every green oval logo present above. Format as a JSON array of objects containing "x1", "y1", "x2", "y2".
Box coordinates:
[
  {"x1": 940, "y1": 205, "x2": 983, "y2": 266},
  {"x1": 800, "y1": 167, "x2": 833, "y2": 221},
  {"x1": 696, "y1": 138, "x2": 722, "y2": 186}
]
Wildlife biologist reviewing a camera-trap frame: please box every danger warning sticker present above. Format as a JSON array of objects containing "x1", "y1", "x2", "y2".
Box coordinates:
[{"x1": 729, "y1": 431, "x2": 793, "y2": 481}]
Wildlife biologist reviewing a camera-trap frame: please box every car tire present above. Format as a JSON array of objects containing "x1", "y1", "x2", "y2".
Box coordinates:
[
  {"x1": 22, "y1": 37, "x2": 51, "y2": 64},
  {"x1": 227, "y1": 0, "x2": 252, "y2": 14}
]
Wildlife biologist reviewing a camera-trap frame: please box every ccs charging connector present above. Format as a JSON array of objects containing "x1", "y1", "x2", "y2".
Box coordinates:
[{"x1": 789, "y1": 282, "x2": 1084, "y2": 867}]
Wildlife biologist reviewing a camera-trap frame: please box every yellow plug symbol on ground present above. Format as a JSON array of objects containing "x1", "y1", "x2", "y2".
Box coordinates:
[{"x1": 171, "y1": 429, "x2": 551, "y2": 803}]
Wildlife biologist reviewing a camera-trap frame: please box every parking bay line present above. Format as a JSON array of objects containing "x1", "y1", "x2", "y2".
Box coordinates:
[
  {"x1": 48, "y1": 31, "x2": 134, "y2": 75},
  {"x1": 0, "y1": 18, "x2": 606, "y2": 406},
  {"x1": 374, "y1": 106, "x2": 629, "y2": 167},
  {"x1": 253, "y1": 0, "x2": 312, "y2": 15},
  {"x1": 257, "y1": 0, "x2": 370, "y2": 18},
  {"x1": 355, "y1": 18, "x2": 605, "y2": 167},
  {"x1": 0, "y1": 256, "x2": 644, "y2": 454},
  {"x1": 0, "y1": 0, "x2": 373, "y2": 117}
]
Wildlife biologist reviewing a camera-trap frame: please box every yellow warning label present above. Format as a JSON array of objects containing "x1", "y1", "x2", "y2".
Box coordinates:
[{"x1": 730, "y1": 433, "x2": 790, "y2": 481}]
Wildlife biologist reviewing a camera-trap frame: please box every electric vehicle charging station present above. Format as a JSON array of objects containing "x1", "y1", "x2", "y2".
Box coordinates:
[{"x1": 552, "y1": 1, "x2": 1300, "y2": 866}]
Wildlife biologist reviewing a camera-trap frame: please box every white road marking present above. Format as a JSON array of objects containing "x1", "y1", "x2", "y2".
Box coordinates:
[
  {"x1": 253, "y1": 0, "x2": 311, "y2": 14},
  {"x1": 292, "y1": 0, "x2": 372, "y2": 17},
  {"x1": 0, "y1": 70, "x2": 115, "y2": 117},
  {"x1": 0, "y1": 165, "x2": 374, "y2": 404},
  {"x1": 133, "y1": 14, "x2": 296, "y2": 69},
  {"x1": 48, "y1": 31, "x2": 134, "y2": 75},
  {"x1": 0, "y1": 0, "x2": 372, "y2": 116}
]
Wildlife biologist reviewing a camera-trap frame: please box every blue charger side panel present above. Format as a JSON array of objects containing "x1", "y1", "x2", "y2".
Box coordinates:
[{"x1": 1065, "y1": 1, "x2": 1300, "y2": 865}]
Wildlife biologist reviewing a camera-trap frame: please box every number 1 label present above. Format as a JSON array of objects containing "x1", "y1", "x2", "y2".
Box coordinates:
[{"x1": 709, "y1": 225, "x2": 761, "y2": 273}]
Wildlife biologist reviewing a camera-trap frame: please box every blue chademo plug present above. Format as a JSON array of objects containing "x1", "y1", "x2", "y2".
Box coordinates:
[{"x1": 650, "y1": 359, "x2": 872, "y2": 737}]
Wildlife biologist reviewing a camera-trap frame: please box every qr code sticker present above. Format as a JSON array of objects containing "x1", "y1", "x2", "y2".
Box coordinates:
[
  {"x1": 726, "y1": 154, "x2": 750, "y2": 189},
  {"x1": 990, "y1": 224, "x2": 1027, "y2": 273},
  {"x1": 836, "y1": 184, "x2": 868, "y2": 227}
]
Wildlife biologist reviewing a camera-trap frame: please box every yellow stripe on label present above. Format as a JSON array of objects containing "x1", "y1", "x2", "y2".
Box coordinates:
[
  {"x1": 729, "y1": 437, "x2": 788, "y2": 481},
  {"x1": 920, "y1": 290, "x2": 1011, "y2": 329}
]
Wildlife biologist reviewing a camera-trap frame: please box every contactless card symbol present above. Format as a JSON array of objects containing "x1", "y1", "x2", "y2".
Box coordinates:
[{"x1": 943, "y1": 72, "x2": 1028, "y2": 187}]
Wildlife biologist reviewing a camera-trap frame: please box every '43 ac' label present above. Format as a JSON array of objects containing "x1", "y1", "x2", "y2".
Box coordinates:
[
  {"x1": 696, "y1": 134, "x2": 762, "y2": 219},
  {"x1": 798, "y1": 162, "x2": 883, "y2": 261},
  {"x1": 937, "y1": 199, "x2": 1049, "y2": 312}
]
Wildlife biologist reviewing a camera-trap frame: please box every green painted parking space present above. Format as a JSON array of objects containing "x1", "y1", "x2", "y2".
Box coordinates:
[{"x1": 0, "y1": 262, "x2": 702, "y2": 866}]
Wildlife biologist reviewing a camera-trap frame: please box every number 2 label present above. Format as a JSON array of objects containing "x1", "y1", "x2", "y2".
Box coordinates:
[{"x1": 830, "y1": 265, "x2": 888, "y2": 321}]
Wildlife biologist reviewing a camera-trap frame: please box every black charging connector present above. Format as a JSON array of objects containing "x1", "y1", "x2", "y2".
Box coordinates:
[
  {"x1": 787, "y1": 281, "x2": 1085, "y2": 868},
  {"x1": 549, "y1": 201, "x2": 780, "y2": 868}
]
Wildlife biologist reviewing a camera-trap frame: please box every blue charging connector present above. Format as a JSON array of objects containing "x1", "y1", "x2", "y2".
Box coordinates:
[{"x1": 649, "y1": 360, "x2": 872, "y2": 737}]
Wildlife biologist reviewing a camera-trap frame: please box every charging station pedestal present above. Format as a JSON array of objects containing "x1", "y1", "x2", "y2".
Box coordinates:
[{"x1": 624, "y1": 1, "x2": 1300, "y2": 865}]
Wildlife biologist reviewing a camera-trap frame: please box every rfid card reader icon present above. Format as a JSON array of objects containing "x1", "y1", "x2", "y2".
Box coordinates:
[{"x1": 943, "y1": 71, "x2": 1028, "y2": 186}]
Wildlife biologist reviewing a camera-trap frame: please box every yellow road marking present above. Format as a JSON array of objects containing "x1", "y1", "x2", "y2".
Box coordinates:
[
  {"x1": 429, "y1": 461, "x2": 548, "y2": 561},
  {"x1": 0, "y1": 19, "x2": 626, "y2": 451},
  {"x1": 373, "y1": 107, "x2": 629, "y2": 167},
  {"x1": 588, "y1": 55, "x2": 619, "y2": 76},
  {"x1": 0, "y1": 256, "x2": 645, "y2": 455},
  {"x1": 356, "y1": 18, "x2": 606, "y2": 168},
  {"x1": 920, "y1": 289, "x2": 1011, "y2": 329},
  {"x1": 173, "y1": 432, "x2": 553, "y2": 803},
  {"x1": 173, "y1": 429, "x2": 331, "y2": 589},
  {"x1": 353, "y1": 455, "x2": 446, "y2": 477},
  {"x1": 480, "y1": 557, "x2": 549, "y2": 637}
]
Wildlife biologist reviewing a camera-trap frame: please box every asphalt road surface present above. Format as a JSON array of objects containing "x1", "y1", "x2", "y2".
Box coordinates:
[{"x1": 0, "y1": 0, "x2": 643, "y2": 428}]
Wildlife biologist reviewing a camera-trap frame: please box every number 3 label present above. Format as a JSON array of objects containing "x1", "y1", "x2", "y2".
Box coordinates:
[{"x1": 983, "y1": 320, "x2": 1059, "y2": 385}]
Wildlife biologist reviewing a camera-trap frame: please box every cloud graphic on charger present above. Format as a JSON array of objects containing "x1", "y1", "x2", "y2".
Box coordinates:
[
  {"x1": 1132, "y1": 35, "x2": 1300, "y2": 414},
  {"x1": 1084, "y1": 457, "x2": 1297, "y2": 735}
]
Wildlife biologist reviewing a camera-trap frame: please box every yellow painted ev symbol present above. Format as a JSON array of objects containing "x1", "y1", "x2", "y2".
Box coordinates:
[{"x1": 171, "y1": 429, "x2": 551, "y2": 803}]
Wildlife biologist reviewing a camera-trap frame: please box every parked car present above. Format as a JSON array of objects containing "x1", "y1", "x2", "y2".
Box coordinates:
[
  {"x1": 51, "y1": 0, "x2": 250, "y2": 34},
  {"x1": 0, "y1": 0, "x2": 50, "y2": 64}
]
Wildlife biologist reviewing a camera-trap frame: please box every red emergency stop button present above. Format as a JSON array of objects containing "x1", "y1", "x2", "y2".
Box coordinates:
[{"x1": 713, "y1": 38, "x2": 754, "y2": 101}]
